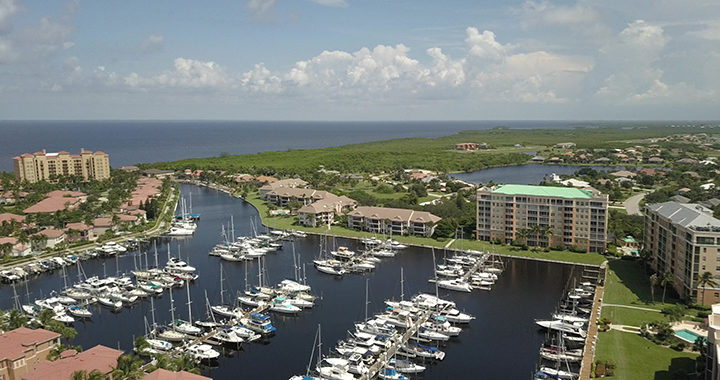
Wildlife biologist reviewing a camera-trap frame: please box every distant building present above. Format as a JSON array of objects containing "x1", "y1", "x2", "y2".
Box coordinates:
[
  {"x1": 23, "y1": 191, "x2": 86, "y2": 214},
  {"x1": 454, "y1": 142, "x2": 478, "y2": 151},
  {"x1": 347, "y1": 206, "x2": 441, "y2": 237},
  {"x1": 32, "y1": 228, "x2": 65, "y2": 250},
  {"x1": 13, "y1": 149, "x2": 110, "y2": 183},
  {"x1": 298, "y1": 195, "x2": 357, "y2": 227},
  {"x1": 554, "y1": 142, "x2": 576, "y2": 149},
  {"x1": 645, "y1": 202, "x2": 720, "y2": 303},
  {"x1": 142, "y1": 169, "x2": 175, "y2": 178},
  {"x1": 0, "y1": 327, "x2": 61, "y2": 380},
  {"x1": 476, "y1": 184, "x2": 608, "y2": 253},
  {"x1": 23, "y1": 345, "x2": 123, "y2": 380},
  {"x1": 259, "y1": 178, "x2": 309, "y2": 199}
]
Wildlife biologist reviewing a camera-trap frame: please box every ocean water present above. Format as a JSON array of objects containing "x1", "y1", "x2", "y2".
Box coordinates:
[
  {"x1": 0, "y1": 120, "x2": 633, "y2": 172},
  {"x1": 453, "y1": 164, "x2": 627, "y2": 185},
  {"x1": 0, "y1": 184, "x2": 583, "y2": 379}
]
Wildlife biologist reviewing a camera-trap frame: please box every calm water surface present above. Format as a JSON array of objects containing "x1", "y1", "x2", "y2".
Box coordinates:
[
  {"x1": 453, "y1": 164, "x2": 627, "y2": 185},
  {"x1": 0, "y1": 184, "x2": 583, "y2": 379}
]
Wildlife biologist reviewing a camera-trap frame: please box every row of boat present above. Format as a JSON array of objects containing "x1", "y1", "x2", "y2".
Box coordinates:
[{"x1": 533, "y1": 281, "x2": 597, "y2": 379}]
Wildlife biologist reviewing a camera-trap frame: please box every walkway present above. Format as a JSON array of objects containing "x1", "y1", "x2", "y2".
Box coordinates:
[
  {"x1": 623, "y1": 192, "x2": 648, "y2": 216},
  {"x1": 579, "y1": 284, "x2": 604, "y2": 380},
  {"x1": 602, "y1": 303, "x2": 661, "y2": 312},
  {"x1": 609, "y1": 324, "x2": 642, "y2": 334},
  {"x1": 443, "y1": 239, "x2": 456, "y2": 248}
]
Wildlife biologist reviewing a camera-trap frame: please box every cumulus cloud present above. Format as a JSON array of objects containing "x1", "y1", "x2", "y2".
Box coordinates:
[
  {"x1": 0, "y1": 0, "x2": 19, "y2": 33},
  {"x1": 248, "y1": 0, "x2": 277, "y2": 18},
  {"x1": 125, "y1": 58, "x2": 234, "y2": 89}
]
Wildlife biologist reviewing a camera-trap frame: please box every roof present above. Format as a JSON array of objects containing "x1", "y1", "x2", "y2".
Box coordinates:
[
  {"x1": 298, "y1": 195, "x2": 357, "y2": 214},
  {"x1": 35, "y1": 228, "x2": 65, "y2": 239},
  {"x1": 93, "y1": 217, "x2": 113, "y2": 227},
  {"x1": 348, "y1": 206, "x2": 441, "y2": 224},
  {"x1": 115, "y1": 213, "x2": 138, "y2": 222},
  {"x1": 46, "y1": 190, "x2": 86, "y2": 198},
  {"x1": 0, "y1": 237, "x2": 18, "y2": 245},
  {"x1": 24, "y1": 345, "x2": 123, "y2": 380},
  {"x1": 490, "y1": 184, "x2": 594, "y2": 199},
  {"x1": 66, "y1": 222, "x2": 91, "y2": 231},
  {"x1": 0, "y1": 327, "x2": 61, "y2": 361},
  {"x1": 0, "y1": 213, "x2": 26, "y2": 224},
  {"x1": 648, "y1": 202, "x2": 720, "y2": 230},
  {"x1": 142, "y1": 369, "x2": 212, "y2": 380}
]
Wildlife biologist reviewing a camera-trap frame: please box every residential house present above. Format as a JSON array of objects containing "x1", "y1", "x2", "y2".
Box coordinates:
[
  {"x1": 258, "y1": 178, "x2": 307, "y2": 199},
  {"x1": 677, "y1": 158, "x2": 698, "y2": 165},
  {"x1": 32, "y1": 228, "x2": 65, "y2": 250},
  {"x1": 23, "y1": 345, "x2": 123, "y2": 380},
  {"x1": 0, "y1": 213, "x2": 26, "y2": 226},
  {"x1": 554, "y1": 142, "x2": 576, "y2": 149},
  {"x1": 454, "y1": 142, "x2": 478, "y2": 151},
  {"x1": 0, "y1": 237, "x2": 31, "y2": 256},
  {"x1": 298, "y1": 196, "x2": 357, "y2": 227},
  {"x1": 347, "y1": 206, "x2": 441, "y2": 237},
  {"x1": 92, "y1": 217, "x2": 114, "y2": 236},
  {"x1": 610, "y1": 170, "x2": 637, "y2": 178},
  {"x1": 255, "y1": 175, "x2": 279, "y2": 185},
  {"x1": 531, "y1": 156, "x2": 545, "y2": 163},
  {"x1": 64, "y1": 222, "x2": 94, "y2": 242},
  {"x1": 0, "y1": 192, "x2": 27, "y2": 205},
  {"x1": 23, "y1": 191, "x2": 87, "y2": 214},
  {"x1": 547, "y1": 157, "x2": 564, "y2": 163},
  {"x1": 0, "y1": 327, "x2": 61, "y2": 380},
  {"x1": 142, "y1": 368, "x2": 212, "y2": 380},
  {"x1": 648, "y1": 156, "x2": 665, "y2": 164}
]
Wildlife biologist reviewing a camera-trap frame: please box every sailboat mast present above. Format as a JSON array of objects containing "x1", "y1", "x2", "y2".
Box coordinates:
[
  {"x1": 169, "y1": 289, "x2": 176, "y2": 328},
  {"x1": 231, "y1": 215, "x2": 235, "y2": 243},
  {"x1": 400, "y1": 267, "x2": 405, "y2": 302},
  {"x1": 432, "y1": 247, "x2": 439, "y2": 299},
  {"x1": 154, "y1": 241, "x2": 159, "y2": 268},
  {"x1": 365, "y1": 278, "x2": 369, "y2": 322},
  {"x1": 150, "y1": 296, "x2": 157, "y2": 330},
  {"x1": 186, "y1": 280, "x2": 193, "y2": 324},
  {"x1": 219, "y1": 265, "x2": 225, "y2": 305}
]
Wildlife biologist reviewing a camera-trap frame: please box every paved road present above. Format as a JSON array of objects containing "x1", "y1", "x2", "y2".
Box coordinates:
[{"x1": 623, "y1": 192, "x2": 648, "y2": 216}]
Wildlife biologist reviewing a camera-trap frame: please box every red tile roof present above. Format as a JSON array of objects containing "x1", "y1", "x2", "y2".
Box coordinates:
[
  {"x1": 24, "y1": 196, "x2": 80, "y2": 214},
  {"x1": 45, "y1": 190, "x2": 86, "y2": 198},
  {"x1": 0, "y1": 213, "x2": 26, "y2": 224},
  {"x1": 142, "y1": 369, "x2": 212, "y2": 380},
  {"x1": 0, "y1": 237, "x2": 18, "y2": 245},
  {"x1": 93, "y1": 217, "x2": 113, "y2": 227},
  {"x1": 35, "y1": 228, "x2": 65, "y2": 239},
  {"x1": 65, "y1": 222, "x2": 91, "y2": 231},
  {"x1": 23, "y1": 345, "x2": 123, "y2": 380},
  {"x1": 0, "y1": 327, "x2": 61, "y2": 361}
]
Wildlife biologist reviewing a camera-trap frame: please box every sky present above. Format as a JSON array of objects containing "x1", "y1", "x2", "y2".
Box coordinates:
[{"x1": 0, "y1": 0, "x2": 718, "y2": 120}]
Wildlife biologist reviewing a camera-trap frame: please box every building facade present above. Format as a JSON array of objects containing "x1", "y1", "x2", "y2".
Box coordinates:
[
  {"x1": 0, "y1": 327, "x2": 61, "y2": 380},
  {"x1": 13, "y1": 149, "x2": 110, "y2": 183},
  {"x1": 707, "y1": 303, "x2": 720, "y2": 380},
  {"x1": 297, "y1": 196, "x2": 357, "y2": 227},
  {"x1": 645, "y1": 202, "x2": 720, "y2": 303},
  {"x1": 476, "y1": 184, "x2": 608, "y2": 253},
  {"x1": 347, "y1": 206, "x2": 441, "y2": 237}
]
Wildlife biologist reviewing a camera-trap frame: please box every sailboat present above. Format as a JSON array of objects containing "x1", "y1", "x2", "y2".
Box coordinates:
[
  {"x1": 173, "y1": 280, "x2": 202, "y2": 336},
  {"x1": 157, "y1": 290, "x2": 187, "y2": 342},
  {"x1": 210, "y1": 265, "x2": 242, "y2": 318}
]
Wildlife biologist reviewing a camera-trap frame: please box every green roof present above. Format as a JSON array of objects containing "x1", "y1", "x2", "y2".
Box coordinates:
[{"x1": 492, "y1": 184, "x2": 593, "y2": 199}]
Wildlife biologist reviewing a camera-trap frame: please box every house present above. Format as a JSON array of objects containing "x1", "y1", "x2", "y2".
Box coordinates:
[
  {"x1": 0, "y1": 191, "x2": 27, "y2": 205},
  {"x1": 647, "y1": 156, "x2": 665, "y2": 164},
  {"x1": 0, "y1": 213, "x2": 26, "y2": 226},
  {"x1": 255, "y1": 175, "x2": 279, "y2": 184},
  {"x1": 594, "y1": 157, "x2": 611, "y2": 163},
  {"x1": 610, "y1": 170, "x2": 637, "y2": 178},
  {"x1": 347, "y1": 206, "x2": 441, "y2": 237},
  {"x1": 0, "y1": 327, "x2": 61, "y2": 380},
  {"x1": 701, "y1": 183, "x2": 716, "y2": 191},
  {"x1": 683, "y1": 171, "x2": 701, "y2": 179},
  {"x1": 531, "y1": 156, "x2": 545, "y2": 162},
  {"x1": 547, "y1": 157, "x2": 564, "y2": 163},
  {"x1": 119, "y1": 166, "x2": 139, "y2": 172},
  {"x1": 32, "y1": 228, "x2": 65, "y2": 250},
  {"x1": 23, "y1": 191, "x2": 87, "y2": 214},
  {"x1": 639, "y1": 168, "x2": 659, "y2": 176},
  {"x1": 142, "y1": 368, "x2": 212, "y2": 380},
  {"x1": 258, "y1": 178, "x2": 307, "y2": 198},
  {"x1": 560, "y1": 178, "x2": 590, "y2": 188},
  {"x1": 0, "y1": 237, "x2": 31, "y2": 257},
  {"x1": 677, "y1": 187, "x2": 692, "y2": 195},
  {"x1": 554, "y1": 142, "x2": 576, "y2": 149},
  {"x1": 23, "y1": 345, "x2": 123, "y2": 380},
  {"x1": 454, "y1": 142, "x2": 478, "y2": 151},
  {"x1": 115, "y1": 213, "x2": 140, "y2": 225},
  {"x1": 233, "y1": 174, "x2": 255, "y2": 183},
  {"x1": 64, "y1": 222, "x2": 94, "y2": 242},
  {"x1": 297, "y1": 196, "x2": 357, "y2": 227},
  {"x1": 142, "y1": 169, "x2": 175, "y2": 178},
  {"x1": 671, "y1": 195, "x2": 691, "y2": 203},
  {"x1": 93, "y1": 217, "x2": 114, "y2": 236}
]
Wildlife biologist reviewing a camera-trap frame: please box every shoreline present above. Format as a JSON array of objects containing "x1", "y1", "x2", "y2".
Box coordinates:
[{"x1": 183, "y1": 179, "x2": 605, "y2": 268}]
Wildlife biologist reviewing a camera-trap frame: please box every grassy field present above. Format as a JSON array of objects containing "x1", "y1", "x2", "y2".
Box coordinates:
[
  {"x1": 595, "y1": 330, "x2": 700, "y2": 380},
  {"x1": 602, "y1": 306, "x2": 666, "y2": 326},
  {"x1": 144, "y1": 125, "x2": 706, "y2": 173},
  {"x1": 604, "y1": 259, "x2": 681, "y2": 309},
  {"x1": 448, "y1": 239, "x2": 607, "y2": 265}
]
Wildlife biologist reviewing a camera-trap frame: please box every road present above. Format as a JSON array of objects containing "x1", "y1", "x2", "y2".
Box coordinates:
[{"x1": 623, "y1": 192, "x2": 648, "y2": 216}]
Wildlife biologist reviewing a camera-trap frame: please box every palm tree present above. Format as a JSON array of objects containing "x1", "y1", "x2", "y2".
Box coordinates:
[
  {"x1": 649, "y1": 273, "x2": 659, "y2": 303},
  {"x1": 111, "y1": 354, "x2": 145, "y2": 380},
  {"x1": 529, "y1": 224, "x2": 541, "y2": 250},
  {"x1": 660, "y1": 272, "x2": 674, "y2": 304},
  {"x1": 542, "y1": 225, "x2": 554, "y2": 248},
  {"x1": 0, "y1": 242, "x2": 13, "y2": 256},
  {"x1": 6, "y1": 309, "x2": 27, "y2": 329},
  {"x1": 71, "y1": 370, "x2": 105, "y2": 380},
  {"x1": 172, "y1": 353, "x2": 200, "y2": 374},
  {"x1": 696, "y1": 272, "x2": 719, "y2": 305},
  {"x1": 516, "y1": 228, "x2": 529, "y2": 245}
]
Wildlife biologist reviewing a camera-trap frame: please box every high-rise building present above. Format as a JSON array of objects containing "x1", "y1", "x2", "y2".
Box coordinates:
[
  {"x1": 476, "y1": 184, "x2": 608, "y2": 253},
  {"x1": 644, "y1": 201, "x2": 720, "y2": 303},
  {"x1": 13, "y1": 149, "x2": 110, "y2": 183}
]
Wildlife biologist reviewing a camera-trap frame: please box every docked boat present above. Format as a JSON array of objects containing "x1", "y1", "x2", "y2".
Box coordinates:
[
  {"x1": 166, "y1": 257, "x2": 196, "y2": 273},
  {"x1": 279, "y1": 279, "x2": 311, "y2": 293},
  {"x1": 536, "y1": 366, "x2": 577, "y2": 380},
  {"x1": 240, "y1": 313, "x2": 276, "y2": 335},
  {"x1": 156, "y1": 327, "x2": 186, "y2": 342},
  {"x1": 535, "y1": 320, "x2": 587, "y2": 337},
  {"x1": 389, "y1": 358, "x2": 425, "y2": 374},
  {"x1": 378, "y1": 368, "x2": 408, "y2": 379},
  {"x1": 67, "y1": 305, "x2": 92, "y2": 319},
  {"x1": 98, "y1": 296, "x2": 122, "y2": 310},
  {"x1": 331, "y1": 246, "x2": 356, "y2": 260},
  {"x1": 316, "y1": 358, "x2": 355, "y2": 380},
  {"x1": 269, "y1": 297, "x2": 301, "y2": 314},
  {"x1": 186, "y1": 344, "x2": 220, "y2": 361},
  {"x1": 146, "y1": 338, "x2": 172, "y2": 351},
  {"x1": 436, "y1": 279, "x2": 472, "y2": 293},
  {"x1": 315, "y1": 263, "x2": 346, "y2": 276},
  {"x1": 52, "y1": 311, "x2": 75, "y2": 324}
]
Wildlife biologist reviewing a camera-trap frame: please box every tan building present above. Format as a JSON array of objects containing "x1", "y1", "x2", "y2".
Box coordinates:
[
  {"x1": 298, "y1": 195, "x2": 357, "y2": 227},
  {"x1": 707, "y1": 303, "x2": 720, "y2": 380},
  {"x1": 476, "y1": 184, "x2": 608, "y2": 253},
  {"x1": 23, "y1": 345, "x2": 123, "y2": 380},
  {"x1": 347, "y1": 206, "x2": 441, "y2": 237},
  {"x1": 259, "y1": 178, "x2": 308, "y2": 199},
  {"x1": 645, "y1": 202, "x2": 720, "y2": 303},
  {"x1": 0, "y1": 327, "x2": 61, "y2": 380},
  {"x1": 13, "y1": 149, "x2": 110, "y2": 183}
]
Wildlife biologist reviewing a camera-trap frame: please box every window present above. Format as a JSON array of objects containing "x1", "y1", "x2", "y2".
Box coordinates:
[{"x1": 716, "y1": 293, "x2": 720, "y2": 297}]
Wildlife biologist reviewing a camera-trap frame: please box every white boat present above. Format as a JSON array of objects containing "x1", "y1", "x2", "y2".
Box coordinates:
[
  {"x1": 316, "y1": 358, "x2": 355, "y2": 380},
  {"x1": 98, "y1": 296, "x2": 122, "y2": 310},
  {"x1": 436, "y1": 279, "x2": 473, "y2": 292},
  {"x1": 211, "y1": 305, "x2": 242, "y2": 318},
  {"x1": 186, "y1": 344, "x2": 220, "y2": 361},
  {"x1": 434, "y1": 308, "x2": 474, "y2": 323},
  {"x1": 65, "y1": 288, "x2": 92, "y2": 300},
  {"x1": 390, "y1": 358, "x2": 425, "y2": 374},
  {"x1": 535, "y1": 320, "x2": 586, "y2": 337},
  {"x1": 378, "y1": 368, "x2": 408, "y2": 379},
  {"x1": 166, "y1": 257, "x2": 196, "y2": 273},
  {"x1": 291, "y1": 230, "x2": 307, "y2": 238},
  {"x1": 372, "y1": 249, "x2": 396, "y2": 258},
  {"x1": 331, "y1": 246, "x2": 356, "y2": 259},
  {"x1": 157, "y1": 328, "x2": 186, "y2": 342},
  {"x1": 417, "y1": 326, "x2": 449, "y2": 341},
  {"x1": 167, "y1": 226, "x2": 194, "y2": 236},
  {"x1": 411, "y1": 293, "x2": 456, "y2": 310},
  {"x1": 67, "y1": 305, "x2": 92, "y2": 318},
  {"x1": 279, "y1": 279, "x2": 311, "y2": 293},
  {"x1": 315, "y1": 264, "x2": 346, "y2": 276},
  {"x1": 208, "y1": 327, "x2": 244, "y2": 346},
  {"x1": 147, "y1": 338, "x2": 172, "y2": 351},
  {"x1": 269, "y1": 297, "x2": 302, "y2": 314},
  {"x1": 537, "y1": 366, "x2": 577, "y2": 380},
  {"x1": 552, "y1": 313, "x2": 589, "y2": 324},
  {"x1": 286, "y1": 296, "x2": 314, "y2": 309},
  {"x1": 52, "y1": 311, "x2": 75, "y2": 324}
]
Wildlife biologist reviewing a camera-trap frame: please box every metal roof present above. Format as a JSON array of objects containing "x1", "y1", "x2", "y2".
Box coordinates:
[{"x1": 491, "y1": 184, "x2": 593, "y2": 199}]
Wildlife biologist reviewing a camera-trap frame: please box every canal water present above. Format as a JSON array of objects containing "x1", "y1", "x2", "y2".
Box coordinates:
[
  {"x1": 453, "y1": 164, "x2": 627, "y2": 185},
  {"x1": 0, "y1": 184, "x2": 583, "y2": 379}
]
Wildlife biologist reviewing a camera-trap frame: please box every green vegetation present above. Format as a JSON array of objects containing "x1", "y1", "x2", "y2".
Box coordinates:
[
  {"x1": 144, "y1": 125, "x2": 706, "y2": 175},
  {"x1": 595, "y1": 330, "x2": 700, "y2": 380}
]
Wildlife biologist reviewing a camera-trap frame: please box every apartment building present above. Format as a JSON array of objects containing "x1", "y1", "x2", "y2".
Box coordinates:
[
  {"x1": 645, "y1": 201, "x2": 720, "y2": 303},
  {"x1": 0, "y1": 327, "x2": 61, "y2": 380},
  {"x1": 476, "y1": 184, "x2": 608, "y2": 253},
  {"x1": 707, "y1": 303, "x2": 720, "y2": 380},
  {"x1": 13, "y1": 149, "x2": 110, "y2": 183},
  {"x1": 297, "y1": 196, "x2": 357, "y2": 227},
  {"x1": 347, "y1": 206, "x2": 441, "y2": 237}
]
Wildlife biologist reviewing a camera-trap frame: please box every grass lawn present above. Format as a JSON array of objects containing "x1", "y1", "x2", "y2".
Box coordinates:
[
  {"x1": 595, "y1": 330, "x2": 700, "y2": 380},
  {"x1": 448, "y1": 239, "x2": 607, "y2": 266},
  {"x1": 602, "y1": 306, "x2": 666, "y2": 326},
  {"x1": 604, "y1": 260, "x2": 681, "y2": 310}
]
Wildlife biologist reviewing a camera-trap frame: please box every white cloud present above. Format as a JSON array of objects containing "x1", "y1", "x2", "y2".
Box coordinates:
[
  {"x1": 465, "y1": 28, "x2": 506, "y2": 60},
  {"x1": 247, "y1": 0, "x2": 277, "y2": 18},
  {"x1": 124, "y1": 58, "x2": 234, "y2": 89},
  {"x1": 0, "y1": 0, "x2": 18, "y2": 33},
  {"x1": 687, "y1": 22, "x2": 720, "y2": 40},
  {"x1": 142, "y1": 34, "x2": 164, "y2": 52},
  {"x1": 521, "y1": 1, "x2": 600, "y2": 26},
  {"x1": 619, "y1": 19, "x2": 666, "y2": 51},
  {"x1": 309, "y1": 0, "x2": 348, "y2": 7}
]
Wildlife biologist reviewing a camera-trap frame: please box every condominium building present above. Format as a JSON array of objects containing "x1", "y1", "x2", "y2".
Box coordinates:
[
  {"x1": 13, "y1": 149, "x2": 110, "y2": 183},
  {"x1": 476, "y1": 184, "x2": 608, "y2": 253},
  {"x1": 0, "y1": 327, "x2": 61, "y2": 380},
  {"x1": 645, "y1": 202, "x2": 720, "y2": 303},
  {"x1": 347, "y1": 206, "x2": 441, "y2": 237},
  {"x1": 707, "y1": 303, "x2": 720, "y2": 380}
]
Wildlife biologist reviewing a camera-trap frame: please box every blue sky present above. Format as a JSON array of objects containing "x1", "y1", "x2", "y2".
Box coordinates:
[{"x1": 0, "y1": 0, "x2": 718, "y2": 120}]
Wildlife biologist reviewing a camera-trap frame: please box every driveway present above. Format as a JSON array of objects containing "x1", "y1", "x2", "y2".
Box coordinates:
[{"x1": 624, "y1": 192, "x2": 648, "y2": 216}]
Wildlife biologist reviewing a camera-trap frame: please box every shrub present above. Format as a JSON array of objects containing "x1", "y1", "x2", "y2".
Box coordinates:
[
  {"x1": 697, "y1": 311, "x2": 709, "y2": 319},
  {"x1": 671, "y1": 342, "x2": 687, "y2": 351},
  {"x1": 595, "y1": 361, "x2": 606, "y2": 377}
]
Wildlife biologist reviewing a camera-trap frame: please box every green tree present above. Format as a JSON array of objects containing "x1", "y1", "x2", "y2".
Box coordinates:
[
  {"x1": 111, "y1": 354, "x2": 145, "y2": 380},
  {"x1": 696, "y1": 272, "x2": 719, "y2": 305},
  {"x1": 71, "y1": 370, "x2": 105, "y2": 380},
  {"x1": 650, "y1": 273, "x2": 659, "y2": 303},
  {"x1": 660, "y1": 271, "x2": 674, "y2": 304}
]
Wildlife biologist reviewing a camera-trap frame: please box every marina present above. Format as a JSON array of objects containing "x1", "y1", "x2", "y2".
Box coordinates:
[{"x1": 0, "y1": 184, "x2": 586, "y2": 378}]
